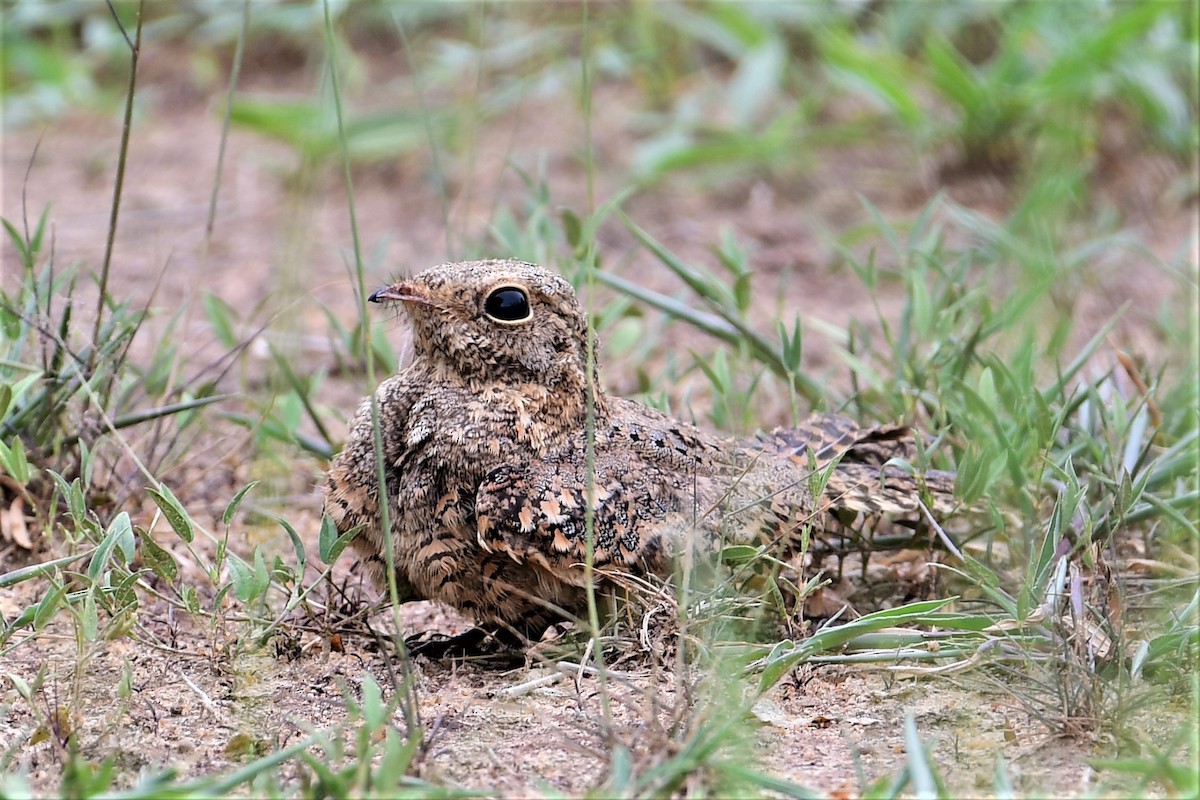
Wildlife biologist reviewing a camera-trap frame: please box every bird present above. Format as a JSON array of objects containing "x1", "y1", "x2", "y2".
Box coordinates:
[{"x1": 323, "y1": 259, "x2": 957, "y2": 652}]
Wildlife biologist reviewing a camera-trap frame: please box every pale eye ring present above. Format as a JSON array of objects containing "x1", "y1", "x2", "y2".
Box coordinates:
[{"x1": 483, "y1": 286, "x2": 532, "y2": 323}]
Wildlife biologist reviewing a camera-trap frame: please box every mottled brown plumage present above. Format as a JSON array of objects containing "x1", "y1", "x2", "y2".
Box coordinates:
[{"x1": 323, "y1": 259, "x2": 957, "y2": 641}]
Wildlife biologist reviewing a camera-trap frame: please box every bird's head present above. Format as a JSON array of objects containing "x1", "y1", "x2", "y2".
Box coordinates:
[{"x1": 370, "y1": 259, "x2": 597, "y2": 388}]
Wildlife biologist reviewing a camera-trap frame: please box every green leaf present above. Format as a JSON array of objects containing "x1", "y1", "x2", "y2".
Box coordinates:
[
  {"x1": 904, "y1": 711, "x2": 942, "y2": 798},
  {"x1": 182, "y1": 585, "x2": 200, "y2": 614},
  {"x1": 68, "y1": 478, "x2": 86, "y2": 524},
  {"x1": 88, "y1": 512, "x2": 135, "y2": 583},
  {"x1": 230, "y1": 99, "x2": 325, "y2": 149},
  {"x1": 924, "y1": 37, "x2": 986, "y2": 113},
  {"x1": 278, "y1": 519, "x2": 307, "y2": 576},
  {"x1": 0, "y1": 437, "x2": 32, "y2": 484},
  {"x1": 228, "y1": 555, "x2": 255, "y2": 603},
  {"x1": 359, "y1": 673, "x2": 387, "y2": 730},
  {"x1": 719, "y1": 545, "x2": 763, "y2": 566},
  {"x1": 753, "y1": 598, "x2": 956, "y2": 692},
  {"x1": 977, "y1": 366, "x2": 998, "y2": 410},
  {"x1": 318, "y1": 514, "x2": 338, "y2": 564},
  {"x1": 252, "y1": 547, "x2": 271, "y2": 599},
  {"x1": 111, "y1": 571, "x2": 140, "y2": 612},
  {"x1": 822, "y1": 31, "x2": 923, "y2": 130},
  {"x1": 33, "y1": 582, "x2": 66, "y2": 630},
  {"x1": 81, "y1": 591, "x2": 99, "y2": 642},
  {"x1": 223, "y1": 481, "x2": 260, "y2": 527},
  {"x1": 318, "y1": 513, "x2": 360, "y2": 566},
  {"x1": 202, "y1": 292, "x2": 240, "y2": 350},
  {"x1": 148, "y1": 484, "x2": 195, "y2": 543},
  {"x1": 1114, "y1": 469, "x2": 1134, "y2": 519},
  {"x1": 729, "y1": 38, "x2": 785, "y2": 128},
  {"x1": 7, "y1": 673, "x2": 33, "y2": 701},
  {"x1": 139, "y1": 531, "x2": 178, "y2": 583},
  {"x1": 0, "y1": 551, "x2": 92, "y2": 589},
  {"x1": 604, "y1": 317, "x2": 644, "y2": 359},
  {"x1": 560, "y1": 208, "x2": 583, "y2": 250},
  {"x1": 111, "y1": 511, "x2": 136, "y2": 563}
]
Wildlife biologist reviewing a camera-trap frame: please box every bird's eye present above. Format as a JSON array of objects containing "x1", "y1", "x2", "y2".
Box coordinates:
[{"x1": 483, "y1": 286, "x2": 532, "y2": 323}]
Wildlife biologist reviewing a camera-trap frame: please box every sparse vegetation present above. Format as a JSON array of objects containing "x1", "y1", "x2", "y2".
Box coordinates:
[{"x1": 1, "y1": 1, "x2": 1196, "y2": 797}]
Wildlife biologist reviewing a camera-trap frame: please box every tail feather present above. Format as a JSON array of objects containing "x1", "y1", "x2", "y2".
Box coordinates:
[
  {"x1": 761, "y1": 413, "x2": 958, "y2": 520},
  {"x1": 822, "y1": 462, "x2": 958, "y2": 518},
  {"x1": 762, "y1": 413, "x2": 919, "y2": 467}
]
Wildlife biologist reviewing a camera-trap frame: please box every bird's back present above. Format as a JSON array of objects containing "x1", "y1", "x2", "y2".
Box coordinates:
[{"x1": 477, "y1": 406, "x2": 956, "y2": 587}]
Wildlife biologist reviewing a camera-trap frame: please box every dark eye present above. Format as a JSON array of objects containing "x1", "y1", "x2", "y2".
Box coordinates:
[{"x1": 483, "y1": 286, "x2": 531, "y2": 322}]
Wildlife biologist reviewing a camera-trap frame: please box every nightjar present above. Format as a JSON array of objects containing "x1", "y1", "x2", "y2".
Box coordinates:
[{"x1": 323, "y1": 259, "x2": 957, "y2": 647}]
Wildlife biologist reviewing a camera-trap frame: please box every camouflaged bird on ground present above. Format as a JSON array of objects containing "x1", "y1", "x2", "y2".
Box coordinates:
[{"x1": 324, "y1": 260, "x2": 958, "y2": 649}]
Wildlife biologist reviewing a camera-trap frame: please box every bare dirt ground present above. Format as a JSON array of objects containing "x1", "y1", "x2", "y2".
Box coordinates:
[{"x1": 1, "y1": 37, "x2": 1195, "y2": 797}]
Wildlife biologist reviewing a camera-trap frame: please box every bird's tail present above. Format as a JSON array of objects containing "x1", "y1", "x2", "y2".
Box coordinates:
[{"x1": 761, "y1": 413, "x2": 959, "y2": 520}]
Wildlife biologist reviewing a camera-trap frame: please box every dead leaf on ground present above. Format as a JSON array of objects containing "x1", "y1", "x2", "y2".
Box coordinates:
[{"x1": 1, "y1": 495, "x2": 33, "y2": 550}]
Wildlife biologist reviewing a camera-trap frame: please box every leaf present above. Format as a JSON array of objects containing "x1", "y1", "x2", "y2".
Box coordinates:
[
  {"x1": 729, "y1": 38, "x2": 785, "y2": 128},
  {"x1": 318, "y1": 514, "x2": 338, "y2": 564},
  {"x1": 8, "y1": 673, "x2": 33, "y2": 701},
  {"x1": 68, "y1": 478, "x2": 86, "y2": 524},
  {"x1": 111, "y1": 511, "x2": 136, "y2": 563},
  {"x1": 181, "y1": 585, "x2": 200, "y2": 614},
  {"x1": 223, "y1": 481, "x2": 260, "y2": 527},
  {"x1": 139, "y1": 530, "x2": 178, "y2": 583},
  {"x1": 278, "y1": 519, "x2": 307, "y2": 576},
  {"x1": 924, "y1": 37, "x2": 986, "y2": 113},
  {"x1": 0, "y1": 437, "x2": 32, "y2": 484},
  {"x1": 753, "y1": 598, "x2": 955, "y2": 692},
  {"x1": 88, "y1": 512, "x2": 134, "y2": 583},
  {"x1": 822, "y1": 31, "x2": 923, "y2": 130},
  {"x1": 904, "y1": 711, "x2": 941, "y2": 798},
  {"x1": 720, "y1": 545, "x2": 763, "y2": 566},
  {"x1": 318, "y1": 513, "x2": 360, "y2": 566},
  {"x1": 110, "y1": 571, "x2": 140, "y2": 613},
  {"x1": 33, "y1": 582, "x2": 65, "y2": 630},
  {"x1": 560, "y1": 208, "x2": 583, "y2": 250},
  {"x1": 148, "y1": 484, "x2": 195, "y2": 543},
  {"x1": 977, "y1": 366, "x2": 999, "y2": 411},
  {"x1": 227, "y1": 555, "x2": 255, "y2": 603},
  {"x1": 0, "y1": 551, "x2": 92, "y2": 589},
  {"x1": 230, "y1": 99, "x2": 326, "y2": 150},
  {"x1": 358, "y1": 673, "x2": 387, "y2": 730},
  {"x1": 202, "y1": 292, "x2": 240, "y2": 350},
  {"x1": 251, "y1": 547, "x2": 271, "y2": 599},
  {"x1": 81, "y1": 591, "x2": 99, "y2": 642},
  {"x1": 604, "y1": 317, "x2": 644, "y2": 359}
]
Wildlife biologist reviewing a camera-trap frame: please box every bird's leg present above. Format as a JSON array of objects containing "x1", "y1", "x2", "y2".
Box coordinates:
[
  {"x1": 402, "y1": 626, "x2": 528, "y2": 660},
  {"x1": 404, "y1": 627, "x2": 494, "y2": 658}
]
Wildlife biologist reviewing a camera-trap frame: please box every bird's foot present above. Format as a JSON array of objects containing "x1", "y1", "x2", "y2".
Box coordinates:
[{"x1": 404, "y1": 627, "x2": 527, "y2": 663}]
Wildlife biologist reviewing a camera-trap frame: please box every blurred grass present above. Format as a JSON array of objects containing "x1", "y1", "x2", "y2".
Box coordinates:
[{"x1": 1, "y1": 1, "x2": 1197, "y2": 797}]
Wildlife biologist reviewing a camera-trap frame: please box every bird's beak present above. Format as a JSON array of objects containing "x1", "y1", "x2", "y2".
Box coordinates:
[{"x1": 368, "y1": 282, "x2": 433, "y2": 306}]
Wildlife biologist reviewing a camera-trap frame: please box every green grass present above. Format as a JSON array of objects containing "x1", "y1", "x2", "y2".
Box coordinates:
[{"x1": 1, "y1": 1, "x2": 1196, "y2": 797}]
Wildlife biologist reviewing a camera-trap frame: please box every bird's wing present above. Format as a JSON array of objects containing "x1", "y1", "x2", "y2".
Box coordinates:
[
  {"x1": 821, "y1": 462, "x2": 959, "y2": 517},
  {"x1": 763, "y1": 414, "x2": 959, "y2": 517},
  {"x1": 475, "y1": 445, "x2": 691, "y2": 580},
  {"x1": 475, "y1": 408, "x2": 960, "y2": 579},
  {"x1": 761, "y1": 412, "x2": 917, "y2": 467},
  {"x1": 474, "y1": 402, "x2": 762, "y2": 580},
  {"x1": 323, "y1": 375, "x2": 420, "y2": 591}
]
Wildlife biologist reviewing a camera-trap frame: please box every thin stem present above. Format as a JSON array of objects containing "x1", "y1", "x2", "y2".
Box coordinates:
[
  {"x1": 323, "y1": 0, "x2": 421, "y2": 737},
  {"x1": 206, "y1": 0, "x2": 252, "y2": 238},
  {"x1": 391, "y1": 11, "x2": 453, "y2": 260},
  {"x1": 578, "y1": 0, "x2": 617, "y2": 734},
  {"x1": 91, "y1": 0, "x2": 145, "y2": 378}
]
